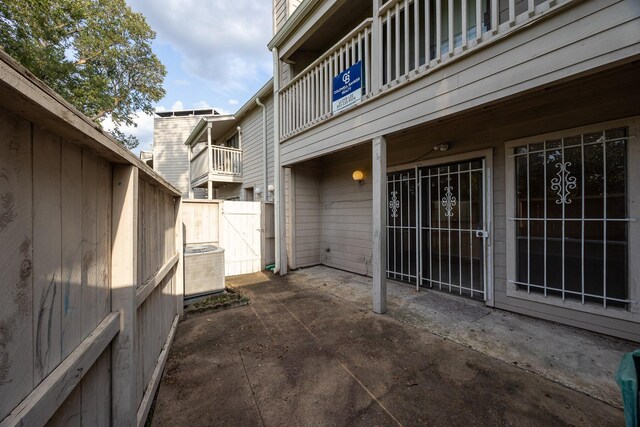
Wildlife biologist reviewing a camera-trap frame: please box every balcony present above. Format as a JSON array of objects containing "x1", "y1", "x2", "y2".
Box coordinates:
[
  {"x1": 278, "y1": 0, "x2": 571, "y2": 140},
  {"x1": 190, "y1": 144, "x2": 243, "y2": 188}
]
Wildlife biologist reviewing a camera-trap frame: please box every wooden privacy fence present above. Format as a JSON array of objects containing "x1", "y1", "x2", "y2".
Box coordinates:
[
  {"x1": 0, "y1": 51, "x2": 183, "y2": 426},
  {"x1": 182, "y1": 200, "x2": 275, "y2": 275}
]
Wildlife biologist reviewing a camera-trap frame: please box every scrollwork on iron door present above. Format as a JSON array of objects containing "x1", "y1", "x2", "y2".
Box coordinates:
[
  {"x1": 389, "y1": 190, "x2": 400, "y2": 218},
  {"x1": 441, "y1": 179, "x2": 457, "y2": 217}
]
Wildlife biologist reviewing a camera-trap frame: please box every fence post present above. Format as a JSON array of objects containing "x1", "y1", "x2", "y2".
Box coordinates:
[{"x1": 111, "y1": 165, "x2": 139, "y2": 424}]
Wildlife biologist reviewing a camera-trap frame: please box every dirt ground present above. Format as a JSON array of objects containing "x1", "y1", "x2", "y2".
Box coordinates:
[{"x1": 152, "y1": 271, "x2": 624, "y2": 426}]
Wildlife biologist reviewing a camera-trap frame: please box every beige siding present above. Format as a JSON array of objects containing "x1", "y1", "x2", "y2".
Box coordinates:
[
  {"x1": 237, "y1": 94, "x2": 275, "y2": 201},
  {"x1": 321, "y1": 150, "x2": 373, "y2": 275},
  {"x1": 293, "y1": 163, "x2": 322, "y2": 268},
  {"x1": 216, "y1": 183, "x2": 242, "y2": 200},
  {"x1": 274, "y1": 0, "x2": 287, "y2": 33},
  {"x1": 153, "y1": 116, "x2": 202, "y2": 197},
  {"x1": 280, "y1": 0, "x2": 640, "y2": 165}
]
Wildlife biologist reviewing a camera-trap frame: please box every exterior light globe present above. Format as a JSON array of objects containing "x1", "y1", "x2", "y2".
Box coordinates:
[{"x1": 352, "y1": 170, "x2": 364, "y2": 181}]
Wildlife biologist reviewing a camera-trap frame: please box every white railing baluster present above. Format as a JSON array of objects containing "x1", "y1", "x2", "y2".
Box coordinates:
[
  {"x1": 448, "y1": 0, "x2": 454, "y2": 55},
  {"x1": 395, "y1": 3, "x2": 400, "y2": 80},
  {"x1": 404, "y1": 0, "x2": 409, "y2": 76},
  {"x1": 491, "y1": 0, "x2": 498, "y2": 34},
  {"x1": 528, "y1": 0, "x2": 535, "y2": 16},
  {"x1": 476, "y1": 0, "x2": 482, "y2": 41},
  {"x1": 461, "y1": 0, "x2": 467, "y2": 48},
  {"x1": 435, "y1": 0, "x2": 441, "y2": 61},
  {"x1": 425, "y1": 0, "x2": 431, "y2": 64},
  {"x1": 414, "y1": 0, "x2": 420, "y2": 69},
  {"x1": 365, "y1": 28, "x2": 371, "y2": 95},
  {"x1": 386, "y1": 9, "x2": 391, "y2": 84},
  {"x1": 509, "y1": 0, "x2": 516, "y2": 25}
]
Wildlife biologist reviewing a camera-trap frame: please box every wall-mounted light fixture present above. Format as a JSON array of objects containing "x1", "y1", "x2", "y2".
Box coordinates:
[
  {"x1": 255, "y1": 187, "x2": 263, "y2": 196},
  {"x1": 433, "y1": 143, "x2": 450, "y2": 152},
  {"x1": 352, "y1": 170, "x2": 364, "y2": 186}
]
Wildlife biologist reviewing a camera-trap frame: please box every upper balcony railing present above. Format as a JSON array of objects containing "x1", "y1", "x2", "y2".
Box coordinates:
[
  {"x1": 279, "y1": 19, "x2": 373, "y2": 139},
  {"x1": 190, "y1": 145, "x2": 243, "y2": 185},
  {"x1": 279, "y1": 0, "x2": 565, "y2": 140}
]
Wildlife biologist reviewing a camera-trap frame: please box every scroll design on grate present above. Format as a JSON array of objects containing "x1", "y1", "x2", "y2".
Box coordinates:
[
  {"x1": 389, "y1": 190, "x2": 400, "y2": 218},
  {"x1": 550, "y1": 161, "x2": 577, "y2": 205},
  {"x1": 441, "y1": 183, "x2": 457, "y2": 217}
]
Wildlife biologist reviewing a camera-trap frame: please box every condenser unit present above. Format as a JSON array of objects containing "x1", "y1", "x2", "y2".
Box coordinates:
[{"x1": 184, "y1": 244, "x2": 225, "y2": 298}]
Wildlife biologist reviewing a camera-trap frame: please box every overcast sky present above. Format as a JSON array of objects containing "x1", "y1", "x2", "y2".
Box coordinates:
[{"x1": 113, "y1": 0, "x2": 273, "y2": 154}]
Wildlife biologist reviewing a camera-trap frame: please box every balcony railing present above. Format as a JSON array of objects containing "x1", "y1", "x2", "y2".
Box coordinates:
[
  {"x1": 190, "y1": 145, "x2": 243, "y2": 185},
  {"x1": 279, "y1": 19, "x2": 373, "y2": 139},
  {"x1": 279, "y1": 0, "x2": 566, "y2": 140}
]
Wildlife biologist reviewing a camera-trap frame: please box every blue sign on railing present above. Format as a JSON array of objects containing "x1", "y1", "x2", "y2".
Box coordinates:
[{"x1": 332, "y1": 61, "x2": 362, "y2": 113}]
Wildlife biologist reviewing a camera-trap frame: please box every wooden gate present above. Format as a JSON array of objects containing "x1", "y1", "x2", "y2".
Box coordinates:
[{"x1": 220, "y1": 201, "x2": 262, "y2": 276}]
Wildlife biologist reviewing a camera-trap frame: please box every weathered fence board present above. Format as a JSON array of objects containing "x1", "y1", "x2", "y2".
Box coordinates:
[
  {"x1": 0, "y1": 51, "x2": 183, "y2": 426},
  {"x1": 33, "y1": 128, "x2": 62, "y2": 385},
  {"x1": 0, "y1": 108, "x2": 34, "y2": 421}
]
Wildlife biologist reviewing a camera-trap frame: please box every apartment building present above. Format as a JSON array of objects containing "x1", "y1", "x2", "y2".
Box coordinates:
[
  {"x1": 153, "y1": 79, "x2": 275, "y2": 201},
  {"x1": 269, "y1": 0, "x2": 640, "y2": 341}
]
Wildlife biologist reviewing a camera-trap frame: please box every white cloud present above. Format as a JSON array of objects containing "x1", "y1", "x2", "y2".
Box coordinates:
[
  {"x1": 193, "y1": 100, "x2": 212, "y2": 109},
  {"x1": 128, "y1": 0, "x2": 272, "y2": 97},
  {"x1": 171, "y1": 100, "x2": 184, "y2": 110},
  {"x1": 228, "y1": 99, "x2": 239, "y2": 106},
  {"x1": 102, "y1": 111, "x2": 155, "y2": 155}
]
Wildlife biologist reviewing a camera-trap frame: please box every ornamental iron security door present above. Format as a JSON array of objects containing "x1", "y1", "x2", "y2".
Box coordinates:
[{"x1": 387, "y1": 159, "x2": 488, "y2": 300}]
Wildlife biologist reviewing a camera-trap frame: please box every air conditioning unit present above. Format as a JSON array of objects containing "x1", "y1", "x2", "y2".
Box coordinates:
[{"x1": 184, "y1": 244, "x2": 225, "y2": 298}]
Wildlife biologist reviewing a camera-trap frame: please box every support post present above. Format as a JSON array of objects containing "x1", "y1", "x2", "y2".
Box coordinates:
[
  {"x1": 187, "y1": 145, "x2": 193, "y2": 199},
  {"x1": 110, "y1": 165, "x2": 138, "y2": 425},
  {"x1": 372, "y1": 136, "x2": 387, "y2": 314},
  {"x1": 207, "y1": 124, "x2": 213, "y2": 200}
]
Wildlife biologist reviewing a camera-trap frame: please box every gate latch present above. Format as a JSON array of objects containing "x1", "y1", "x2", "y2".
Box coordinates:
[{"x1": 475, "y1": 230, "x2": 489, "y2": 238}]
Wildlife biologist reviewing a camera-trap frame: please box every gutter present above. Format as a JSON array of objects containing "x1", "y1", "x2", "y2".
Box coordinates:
[
  {"x1": 267, "y1": 0, "x2": 322, "y2": 50},
  {"x1": 255, "y1": 97, "x2": 268, "y2": 202}
]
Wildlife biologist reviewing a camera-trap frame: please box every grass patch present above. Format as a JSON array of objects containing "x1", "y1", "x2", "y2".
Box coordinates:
[{"x1": 185, "y1": 286, "x2": 250, "y2": 315}]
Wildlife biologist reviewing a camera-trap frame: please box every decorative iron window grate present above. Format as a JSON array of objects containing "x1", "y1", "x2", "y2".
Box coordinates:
[{"x1": 511, "y1": 127, "x2": 630, "y2": 308}]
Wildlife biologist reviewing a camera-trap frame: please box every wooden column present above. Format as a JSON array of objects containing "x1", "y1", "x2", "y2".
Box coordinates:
[
  {"x1": 372, "y1": 136, "x2": 387, "y2": 314},
  {"x1": 207, "y1": 124, "x2": 213, "y2": 200},
  {"x1": 187, "y1": 145, "x2": 193, "y2": 199},
  {"x1": 110, "y1": 165, "x2": 139, "y2": 425}
]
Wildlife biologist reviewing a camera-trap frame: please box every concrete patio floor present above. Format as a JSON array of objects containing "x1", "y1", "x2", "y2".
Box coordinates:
[{"x1": 152, "y1": 268, "x2": 629, "y2": 426}]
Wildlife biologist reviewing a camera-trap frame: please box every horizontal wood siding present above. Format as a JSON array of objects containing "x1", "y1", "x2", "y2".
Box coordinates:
[
  {"x1": 154, "y1": 116, "x2": 202, "y2": 197},
  {"x1": 274, "y1": 0, "x2": 288, "y2": 33},
  {"x1": 280, "y1": 0, "x2": 640, "y2": 165},
  {"x1": 320, "y1": 149, "x2": 373, "y2": 276},
  {"x1": 293, "y1": 164, "x2": 322, "y2": 267}
]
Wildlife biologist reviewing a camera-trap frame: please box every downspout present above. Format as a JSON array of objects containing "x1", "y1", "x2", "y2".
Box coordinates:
[
  {"x1": 273, "y1": 47, "x2": 284, "y2": 274},
  {"x1": 255, "y1": 98, "x2": 268, "y2": 201}
]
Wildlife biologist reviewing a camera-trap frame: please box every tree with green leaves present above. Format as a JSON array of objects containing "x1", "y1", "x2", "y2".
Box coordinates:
[{"x1": 0, "y1": 0, "x2": 166, "y2": 149}]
